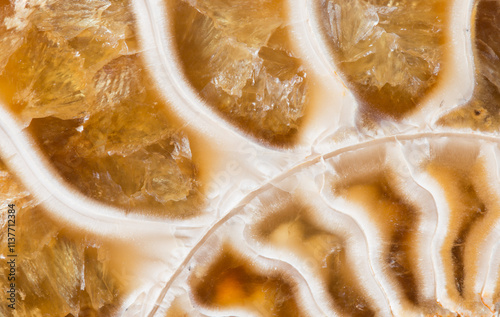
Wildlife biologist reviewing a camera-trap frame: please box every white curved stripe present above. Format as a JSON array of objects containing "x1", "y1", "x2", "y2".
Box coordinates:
[{"x1": 131, "y1": 0, "x2": 299, "y2": 151}]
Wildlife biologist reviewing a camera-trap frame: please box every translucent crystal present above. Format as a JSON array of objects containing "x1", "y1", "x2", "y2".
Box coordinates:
[
  {"x1": 59, "y1": 56, "x2": 198, "y2": 207},
  {"x1": 318, "y1": 0, "x2": 446, "y2": 118},
  {"x1": 3, "y1": 30, "x2": 88, "y2": 120},
  {"x1": 72, "y1": 102, "x2": 171, "y2": 158},
  {"x1": 174, "y1": 0, "x2": 308, "y2": 145},
  {"x1": 93, "y1": 56, "x2": 145, "y2": 111},
  {"x1": 0, "y1": 1, "x2": 200, "y2": 213},
  {"x1": 67, "y1": 0, "x2": 138, "y2": 71},
  {"x1": 31, "y1": 0, "x2": 112, "y2": 39},
  {"x1": 30, "y1": 100, "x2": 198, "y2": 210},
  {"x1": 185, "y1": 0, "x2": 284, "y2": 47},
  {"x1": 0, "y1": 0, "x2": 136, "y2": 121},
  {"x1": 0, "y1": 160, "x2": 132, "y2": 316},
  {"x1": 1, "y1": 0, "x2": 500, "y2": 316}
]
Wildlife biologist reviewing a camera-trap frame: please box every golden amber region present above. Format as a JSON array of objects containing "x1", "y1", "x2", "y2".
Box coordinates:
[
  {"x1": 171, "y1": 0, "x2": 309, "y2": 146},
  {"x1": 0, "y1": 160, "x2": 139, "y2": 316},
  {"x1": 317, "y1": 0, "x2": 448, "y2": 119},
  {"x1": 0, "y1": 0, "x2": 500, "y2": 316},
  {"x1": 0, "y1": 0, "x2": 204, "y2": 216}
]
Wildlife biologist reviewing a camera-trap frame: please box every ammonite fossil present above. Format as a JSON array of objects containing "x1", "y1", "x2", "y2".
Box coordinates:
[{"x1": 0, "y1": 0, "x2": 499, "y2": 316}]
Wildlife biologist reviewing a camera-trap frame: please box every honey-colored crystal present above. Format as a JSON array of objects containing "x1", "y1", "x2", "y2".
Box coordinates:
[
  {"x1": 438, "y1": 0, "x2": 500, "y2": 130},
  {"x1": 0, "y1": 160, "x2": 136, "y2": 316},
  {"x1": 172, "y1": 0, "x2": 308, "y2": 146},
  {"x1": 0, "y1": 0, "x2": 499, "y2": 316},
  {"x1": 317, "y1": 0, "x2": 447, "y2": 118},
  {"x1": 0, "y1": 0, "x2": 202, "y2": 215}
]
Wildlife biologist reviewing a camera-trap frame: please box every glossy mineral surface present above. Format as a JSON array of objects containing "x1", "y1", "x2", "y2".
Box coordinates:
[
  {"x1": 316, "y1": 0, "x2": 448, "y2": 119},
  {"x1": 438, "y1": 0, "x2": 500, "y2": 130},
  {"x1": 0, "y1": 0, "x2": 499, "y2": 316},
  {"x1": 170, "y1": 0, "x2": 309, "y2": 146}
]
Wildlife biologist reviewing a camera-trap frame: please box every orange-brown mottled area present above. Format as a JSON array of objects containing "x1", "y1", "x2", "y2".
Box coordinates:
[
  {"x1": 0, "y1": 0, "x2": 205, "y2": 217},
  {"x1": 249, "y1": 193, "x2": 376, "y2": 316},
  {"x1": 327, "y1": 146, "x2": 450, "y2": 315},
  {"x1": 332, "y1": 169, "x2": 423, "y2": 307},
  {"x1": 438, "y1": 0, "x2": 500, "y2": 130},
  {"x1": 189, "y1": 244, "x2": 304, "y2": 316},
  {"x1": 426, "y1": 143, "x2": 500, "y2": 311},
  {"x1": 171, "y1": 0, "x2": 309, "y2": 147}
]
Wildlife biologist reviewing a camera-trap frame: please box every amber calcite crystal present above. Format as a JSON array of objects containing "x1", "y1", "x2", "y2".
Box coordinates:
[
  {"x1": 0, "y1": 0, "x2": 137, "y2": 120},
  {"x1": 0, "y1": 0, "x2": 203, "y2": 215},
  {"x1": 1, "y1": 0, "x2": 500, "y2": 316},
  {"x1": 317, "y1": 0, "x2": 448, "y2": 119},
  {"x1": 438, "y1": 0, "x2": 500, "y2": 130},
  {"x1": 171, "y1": 0, "x2": 309, "y2": 146},
  {"x1": 27, "y1": 55, "x2": 201, "y2": 214}
]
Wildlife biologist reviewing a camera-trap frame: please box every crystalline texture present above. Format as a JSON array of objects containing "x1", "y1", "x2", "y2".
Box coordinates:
[
  {"x1": 1, "y1": 0, "x2": 500, "y2": 316},
  {"x1": 318, "y1": 0, "x2": 446, "y2": 118},
  {"x1": 0, "y1": 0, "x2": 135, "y2": 121},
  {"x1": 0, "y1": 160, "x2": 135, "y2": 316},
  {"x1": 173, "y1": 0, "x2": 308, "y2": 146},
  {"x1": 0, "y1": 1, "x2": 201, "y2": 214}
]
